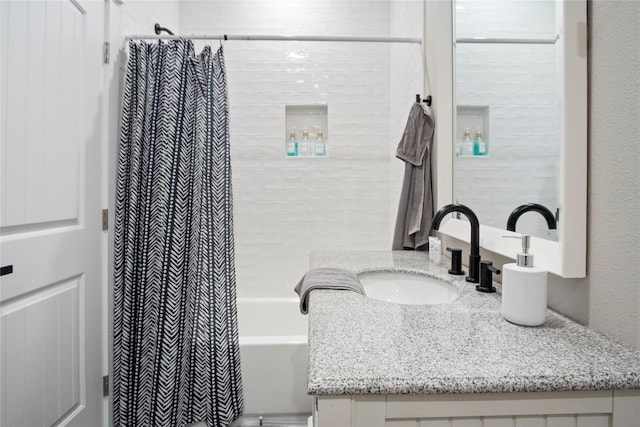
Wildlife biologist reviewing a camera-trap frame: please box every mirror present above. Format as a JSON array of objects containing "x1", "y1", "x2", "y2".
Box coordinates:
[
  {"x1": 426, "y1": 0, "x2": 587, "y2": 277},
  {"x1": 453, "y1": 0, "x2": 560, "y2": 242}
]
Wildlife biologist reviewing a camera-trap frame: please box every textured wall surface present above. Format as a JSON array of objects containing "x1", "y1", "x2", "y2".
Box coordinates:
[
  {"x1": 587, "y1": 0, "x2": 640, "y2": 349},
  {"x1": 119, "y1": 1, "x2": 180, "y2": 36},
  {"x1": 180, "y1": 1, "x2": 422, "y2": 297}
]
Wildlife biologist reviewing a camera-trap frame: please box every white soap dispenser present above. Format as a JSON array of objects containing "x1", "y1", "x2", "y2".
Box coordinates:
[{"x1": 501, "y1": 234, "x2": 548, "y2": 326}]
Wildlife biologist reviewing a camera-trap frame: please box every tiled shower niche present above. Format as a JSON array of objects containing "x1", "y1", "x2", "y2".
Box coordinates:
[
  {"x1": 285, "y1": 105, "x2": 328, "y2": 158},
  {"x1": 456, "y1": 105, "x2": 490, "y2": 157}
]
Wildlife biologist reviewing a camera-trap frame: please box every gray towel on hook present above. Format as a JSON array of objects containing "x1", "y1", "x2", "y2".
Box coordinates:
[
  {"x1": 396, "y1": 103, "x2": 434, "y2": 166},
  {"x1": 294, "y1": 268, "x2": 365, "y2": 314},
  {"x1": 392, "y1": 102, "x2": 435, "y2": 250}
]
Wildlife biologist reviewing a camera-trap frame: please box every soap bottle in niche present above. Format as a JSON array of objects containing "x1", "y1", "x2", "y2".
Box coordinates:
[
  {"x1": 462, "y1": 128, "x2": 474, "y2": 156},
  {"x1": 501, "y1": 234, "x2": 548, "y2": 326},
  {"x1": 299, "y1": 129, "x2": 310, "y2": 156},
  {"x1": 455, "y1": 136, "x2": 463, "y2": 157},
  {"x1": 473, "y1": 130, "x2": 487, "y2": 156},
  {"x1": 314, "y1": 129, "x2": 327, "y2": 156},
  {"x1": 286, "y1": 130, "x2": 298, "y2": 157}
]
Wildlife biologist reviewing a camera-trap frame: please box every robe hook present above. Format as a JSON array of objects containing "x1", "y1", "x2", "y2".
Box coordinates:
[{"x1": 415, "y1": 94, "x2": 432, "y2": 107}]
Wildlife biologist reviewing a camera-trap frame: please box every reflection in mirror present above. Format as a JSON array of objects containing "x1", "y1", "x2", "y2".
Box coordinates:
[{"x1": 453, "y1": 0, "x2": 560, "y2": 241}]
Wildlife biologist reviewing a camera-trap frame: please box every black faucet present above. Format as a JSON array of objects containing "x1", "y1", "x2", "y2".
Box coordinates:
[
  {"x1": 431, "y1": 204, "x2": 481, "y2": 283},
  {"x1": 506, "y1": 203, "x2": 557, "y2": 232}
]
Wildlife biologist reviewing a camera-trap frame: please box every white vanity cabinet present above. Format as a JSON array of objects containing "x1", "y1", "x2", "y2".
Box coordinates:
[{"x1": 314, "y1": 390, "x2": 640, "y2": 427}]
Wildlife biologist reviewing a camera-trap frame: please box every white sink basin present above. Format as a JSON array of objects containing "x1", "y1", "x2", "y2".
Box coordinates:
[{"x1": 358, "y1": 271, "x2": 461, "y2": 305}]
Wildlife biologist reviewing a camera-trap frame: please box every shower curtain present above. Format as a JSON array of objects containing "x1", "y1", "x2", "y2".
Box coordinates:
[{"x1": 113, "y1": 40, "x2": 243, "y2": 427}]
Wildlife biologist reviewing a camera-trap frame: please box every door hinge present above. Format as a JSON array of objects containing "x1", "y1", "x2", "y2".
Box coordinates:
[
  {"x1": 103, "y1": 41, "x2": 110, "y2": 64},
  {"x1": 102, "y1": 375, "x2": 109, "y2": 397},
  {"x1": 102, "y1": 209, "x2": 109, "y2": 231}
]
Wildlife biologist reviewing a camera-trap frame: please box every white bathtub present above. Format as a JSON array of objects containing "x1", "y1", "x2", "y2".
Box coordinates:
[{"x1": 237, "y1": 297, "x2": 311, "y2": 415}]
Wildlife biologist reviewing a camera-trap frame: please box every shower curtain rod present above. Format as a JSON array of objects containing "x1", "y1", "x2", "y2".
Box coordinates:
[
  {"x1": 125, "y1": 34, "x2": 423, "y2": 44},
  {"x1": 456, "y1": 35, "x2": 559, "y2": 45}
]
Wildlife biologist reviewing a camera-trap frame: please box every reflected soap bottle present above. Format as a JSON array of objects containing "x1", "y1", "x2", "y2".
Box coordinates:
[{"x1": 462, "y1": 129, "x2": 474, "y2": 156}]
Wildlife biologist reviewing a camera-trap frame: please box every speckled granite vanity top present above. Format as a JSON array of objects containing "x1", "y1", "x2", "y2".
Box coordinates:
[{"x1": 307, "y1": 251, "x2": 640, "y2": 395}]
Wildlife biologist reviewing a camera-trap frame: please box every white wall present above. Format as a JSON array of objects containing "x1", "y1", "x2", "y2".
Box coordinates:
[
  {"x1": 587, "y1": 0, "x2": 640, "y2": 349},
  {"x1": 180, "y1": 1, "x2": 422, "y2": 298},
  {"x1": 117, "y1": 1, "x2": 180, "y2": 36}
]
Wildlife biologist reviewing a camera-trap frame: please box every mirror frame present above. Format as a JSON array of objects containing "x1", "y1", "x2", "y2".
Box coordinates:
[{"x1": 425, "y1": 0, "x2": 587, "y2": 278}]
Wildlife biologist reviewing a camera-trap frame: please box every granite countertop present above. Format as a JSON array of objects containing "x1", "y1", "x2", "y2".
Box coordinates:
[{"x1": 307, "y1": 250, "x2": 640, "y2": 395}]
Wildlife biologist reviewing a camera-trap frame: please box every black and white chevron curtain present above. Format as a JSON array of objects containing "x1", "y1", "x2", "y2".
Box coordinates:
[{"x1": 113, "y1": 40, "x2": 243, "y2": 427}]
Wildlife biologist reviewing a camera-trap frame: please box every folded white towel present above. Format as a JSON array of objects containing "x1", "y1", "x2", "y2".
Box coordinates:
[{"x1": 294, "y1": 268, "x2": 365, "y2": 314}]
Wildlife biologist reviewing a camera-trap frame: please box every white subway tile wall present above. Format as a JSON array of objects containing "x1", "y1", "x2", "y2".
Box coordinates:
[
  {"x1": 120, "y1": 1, "x2": 180, "y2": 37},
  {"x1": 180, "y1": 1, "x2": 423, "y2": 297},
  {"x1": 455, "y1": 0, "x2": 557, "y2": 40},
  {"x1": 454, "y1": 0, "x2": 560, "y2": 240}
]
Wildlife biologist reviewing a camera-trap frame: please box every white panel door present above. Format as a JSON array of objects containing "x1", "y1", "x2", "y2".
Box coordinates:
[{"x1": 0, "y1": 0, "x2": 104, "y2": 426}]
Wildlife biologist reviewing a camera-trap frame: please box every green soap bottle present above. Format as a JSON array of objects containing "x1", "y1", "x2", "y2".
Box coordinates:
[
  {"x1": 473, "y1": 130, "x2": 487, "y2": 156},
  {"x1": 286, "y1": 130, "x2": 298, "y2": 157}
]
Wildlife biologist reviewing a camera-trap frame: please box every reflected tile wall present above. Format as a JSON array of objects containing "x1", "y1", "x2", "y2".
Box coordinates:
[{"x1": 454, "y1": 16, "x2": 560, "y2": 240}]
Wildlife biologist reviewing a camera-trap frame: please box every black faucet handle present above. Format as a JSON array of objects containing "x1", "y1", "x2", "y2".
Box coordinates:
[
  {"x1": 446, "y1": 247, "x2": 465, "y2": 276},
  {"x1": 476, "y1": 261, "x2": 500, "y2": 293}
]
